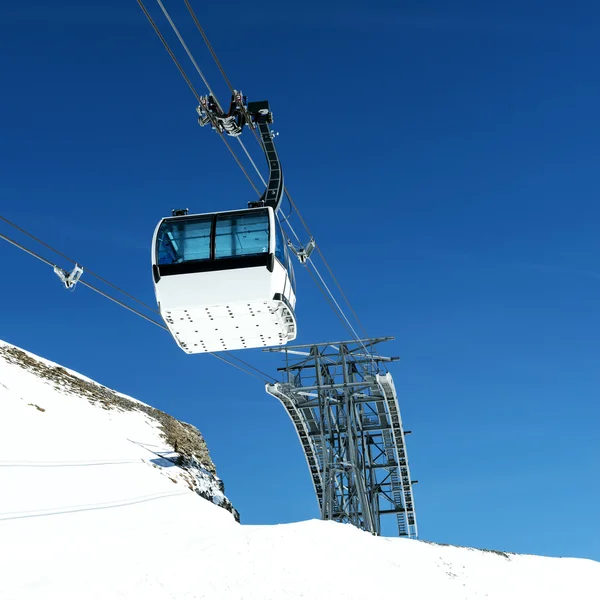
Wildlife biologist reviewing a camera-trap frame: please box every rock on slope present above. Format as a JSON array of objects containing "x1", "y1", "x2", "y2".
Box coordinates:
[
  {"x1": 0, "y1": 340, "x2": 238, "y2": 520},
  {"x1": 1, "y1": 339, "x2": 599, "y2": 600}
]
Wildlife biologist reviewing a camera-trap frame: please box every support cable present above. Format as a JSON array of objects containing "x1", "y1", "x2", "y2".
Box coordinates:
[
  {"x1": 182, "y1": 0, "x2": 268, "y2": 196},
  {"x1": 0, "y1": 215, "x2": 157, "y2": 315},
  {"x1": 0, "y1": 227, "x2": 272, "y2": 383},
  {"x1": 79, "y1": 279, "x2": 168, "y2": 330},
  {"x1": 184, "y1": 0, "x2": 236, "y2": 94},
  {"x1": 181, "y1": 0, "x2": 373, "y2": 349},
  {"x1": 284, "y1": 189, "x2": 372, "y2": 342},
  {"x1": 218, "y1": 132, "x2": 262, "y2": 196},
  {"x1": 0, "y1": 229, "x2": 166, "y2": 330},
  {"x1": 154, "y1": 0, "x2": 220, "y2": 109},
  {"x1": 139, "y1": 0, "x2": 377, "y2": 370},
  {"x1": 136, "y1": 0, "x2": 202, "y2": 103},
  {"x1": 138, "y1": 0, "x2": 261, "y2": 195},
  {"x1": 303, "y1": 265, "x2": 361, "y2": 342},
  {"x1": 274, "y1": 212, "x2": 378, "y2": 370},
  {"x1": 0, "y1": 231, "x2": 55, "y2": 268},
  {"x1": 305, "y1": 258, "x2": 369, "y2": 352},
  {"x1": 236, "y1": 138, "x2": 267, "y2": 189}
]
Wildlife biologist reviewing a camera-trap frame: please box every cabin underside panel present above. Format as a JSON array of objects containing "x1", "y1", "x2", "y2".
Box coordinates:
[{"x1": 162, "y1": 299, "x2": 296, "y2": 353}]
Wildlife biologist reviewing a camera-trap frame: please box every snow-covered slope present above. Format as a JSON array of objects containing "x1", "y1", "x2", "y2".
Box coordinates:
[
  {"x1": 1, "y1": 340, "x2": 599, "y2": 600},
  {"x1": 0, "y1": 341, "x2": 237, "y2": 520}
]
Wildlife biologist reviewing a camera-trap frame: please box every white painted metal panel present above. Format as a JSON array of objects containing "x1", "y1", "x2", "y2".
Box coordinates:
[
  {"x1": 151, "y1": 207, "x2": 297, "y2": 353},
  {"x1": 154, "y1": 262, "x2": 296, "y2": 353}
]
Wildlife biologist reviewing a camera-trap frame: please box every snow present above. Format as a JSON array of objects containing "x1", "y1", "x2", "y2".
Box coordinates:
[{"x1": 1, "y1": 340, "x2": 599, "y2": 599}]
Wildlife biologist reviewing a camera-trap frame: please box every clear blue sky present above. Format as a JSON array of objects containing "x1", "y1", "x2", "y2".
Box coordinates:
[{"x1": 1, "y1": 0, "x2": 599, "y2": 560}]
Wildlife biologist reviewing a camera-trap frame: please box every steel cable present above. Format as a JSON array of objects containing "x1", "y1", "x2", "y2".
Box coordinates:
[
  {"x1": 283, "y1": 189, "x2": 372, "y2": 342},
  {"x1": 180, "y1": 0, "x2": 374, "y2": 349},
  {"x1": 184, "y1": 0, "x2": 236, "y2": 95},
  {"x1": 0, "y1": 214, "x2": 158, "y2": 315},
  {"x1": 139, "y1": 0, "x2": 377, "y2": 369},
  {"x1": 0, "y1": 224, "x2": 273, "y2": 383},
  {"x1": 139, "y1": 0, "x2": 261, "y2": 195},
  {"x1": 154, "y1": 0, "x2": 220, "y2": 108},
  {"x1": 137, "y1": 0, "x2": 202, "y2": 103}
]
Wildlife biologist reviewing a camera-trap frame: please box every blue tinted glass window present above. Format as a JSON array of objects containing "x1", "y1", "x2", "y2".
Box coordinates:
[
  {"x1": 157, "y1": 217, "x2": 212, "y2": 265},
  {"x1": 215, "y1": 210, "x2": 269, "y2": 259},
  {"x1": 275, "y1": 221, "x2": 286, "y2": 265},
  {"x1": 274, "y1": 220, "x2": 296, "y2": 294},
  {"x1": 286, "y1": 245, "x2": 296, "y2": 294}
]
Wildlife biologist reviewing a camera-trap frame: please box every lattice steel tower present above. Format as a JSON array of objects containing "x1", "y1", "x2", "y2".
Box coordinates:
[{"x1": 266, "y1": 337, "x2": 418, "y2": 537}]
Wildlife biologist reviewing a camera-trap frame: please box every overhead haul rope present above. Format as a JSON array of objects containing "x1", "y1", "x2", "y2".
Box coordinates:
[
  {"x1": 139, "y1": 0, "x2": 379, "y2": 370},
  {"x1": 0, "y1": 230, "x2": 166, "y2": 330},
  {"x1": 0, "y1": 220, "x2": 275, "y2": 383},
  {"x1": 182, "y1": 0, "x2": 371, "y2": 332},
  {"x1": 136, "y1": 0, "x2": 261, "y2": 197},
  {"x1": 184, "y1": 0, "x2": 235, "y2": 93},
  {"x1": 1, "y1": 212, "x2": 274, "y2": 382},
  {"x1": 136, "y1": 0, "x2": 201, "y2": 103},
  {"x1": 282, "y1": 190, "x2": 373, "y2": 344},
  {"x1": 153, "y1": 0, "x2": 265, "y2": 197},
  {"x1": 0, "y1": 214, "x2": 157, "y2": 315},
  {"x1": 180, "y1": 0, "x2": 377, "y2": 364},
  {"x1": 154, "y1": 0, "x2": 219, "y2": 107},
  {"x1": 144, "y1": 0, "x2": 284, "y2": 217},
  {"x1": 2, "y1": 208, "x2": 291, "y2": 378}
]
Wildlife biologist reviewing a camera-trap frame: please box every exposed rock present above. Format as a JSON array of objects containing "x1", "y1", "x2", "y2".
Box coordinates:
[{"x1": 0, "y1": 343, "x2": 238, "y2": 520}]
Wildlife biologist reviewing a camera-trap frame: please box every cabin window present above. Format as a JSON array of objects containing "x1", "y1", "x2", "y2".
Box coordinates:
[
  {"x1": 287, "y1": 248, "x2": 296, "y2": 294},
  {"x1": 156, "y1": 216, "x2": 212, "y2": 265},
  {"x1": 274, "y1": 220, "x2": 296, "y2": 294},
  {"x1": 275, "y1": 221, "x2": 286, "y2": 265},
  {"x1": 215, "y1": 210, "x2": 269, "y2": 259}
]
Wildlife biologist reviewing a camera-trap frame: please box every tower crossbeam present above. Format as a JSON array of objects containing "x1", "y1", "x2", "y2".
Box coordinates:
[{"x1": 265, "y1": 338, "x2": 418, "y2": 537}]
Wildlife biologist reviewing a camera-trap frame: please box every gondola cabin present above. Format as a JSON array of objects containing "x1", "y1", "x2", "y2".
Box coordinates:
[{"x1": 152, "y1": 206, "x2": 297, "y2": 353}]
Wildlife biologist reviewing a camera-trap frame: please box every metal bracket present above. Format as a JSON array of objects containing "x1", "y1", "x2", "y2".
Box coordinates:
[
  {"x1": 196, "y1": 90, "x2": 250, "y2": 137},
  {"x1": 288, "y1": 238, "x2": 316, "y2": 265},
  {"x1": 54, "y1": 264, "x2": 83, "y2": 291},
  {"x1": 197, "y1": 93, "x2": 285, "y2": 213},
  {"x1": 265, "y1": 338, "x2": 418, "y2": 539}
]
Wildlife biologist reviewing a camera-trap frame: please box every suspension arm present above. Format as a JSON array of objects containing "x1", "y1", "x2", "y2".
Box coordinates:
[
  {"x1": 197, "y1": 92, "x2": 284, "y2": 213},
  {"x1": 246, "y1": 100, "x2": 284, "y2": 213}
]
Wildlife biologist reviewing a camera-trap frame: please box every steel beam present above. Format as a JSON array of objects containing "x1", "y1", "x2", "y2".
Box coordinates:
[{"x1": 265, "y1": 338, "x2": 418, "y2": 538}]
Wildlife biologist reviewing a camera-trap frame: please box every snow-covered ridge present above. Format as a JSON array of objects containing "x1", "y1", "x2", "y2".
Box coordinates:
[
  {"x1": 1, "y1": 339, "x2": 599, "y2": 599},
  {"x1": 0, "y1": 340, "x2": 238, "y2": 520}
]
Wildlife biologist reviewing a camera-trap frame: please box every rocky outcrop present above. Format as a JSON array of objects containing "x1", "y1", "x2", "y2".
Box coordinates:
[{"x1": 0, "y1": 343, "x2": 239, "y2": 521}]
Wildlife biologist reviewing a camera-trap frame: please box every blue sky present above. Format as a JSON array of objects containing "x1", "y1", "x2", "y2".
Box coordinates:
[{"x1": 1, "y1": 0, "x2": 599, "y2": 560}]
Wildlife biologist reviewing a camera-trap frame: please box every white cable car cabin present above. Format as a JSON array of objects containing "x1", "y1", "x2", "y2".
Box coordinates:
[{"x1": 152, "y1": 207, "x2": 297, "y2": 354}]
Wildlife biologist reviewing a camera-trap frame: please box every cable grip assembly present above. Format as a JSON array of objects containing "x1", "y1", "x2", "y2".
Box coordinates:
[
  {"x1": 288, "y1": 238, "x2": 316, "y2": 265},
  {"x1": 54, "y1": 264, "x2": 83, "y2": 290}
]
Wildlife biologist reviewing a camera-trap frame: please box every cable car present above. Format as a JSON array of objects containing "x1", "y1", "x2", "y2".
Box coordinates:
[{"x1": 151, "y1": 98, "x2": 298, "y2": 353}]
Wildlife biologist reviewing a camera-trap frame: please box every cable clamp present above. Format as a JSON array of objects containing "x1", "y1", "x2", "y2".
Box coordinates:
[
  {"x1": 54, "y1": 264, "x2": 83, "y2": 291},
  {"x1": 288, "y1": 238, "x2": 316, "y2": 265}
]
